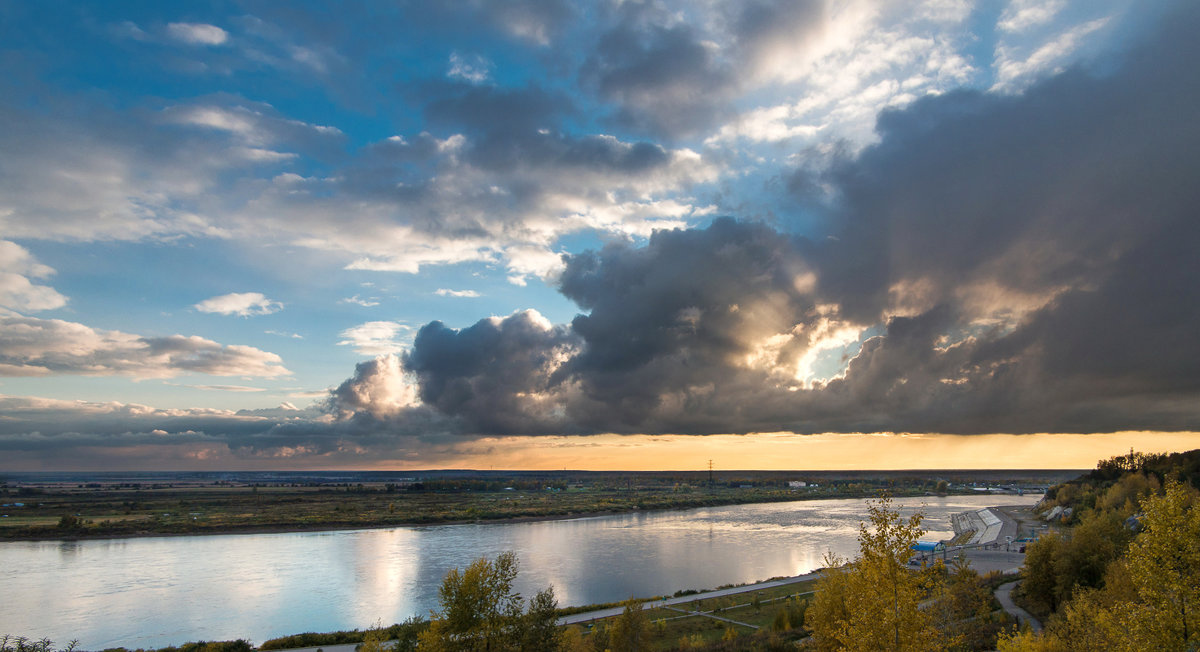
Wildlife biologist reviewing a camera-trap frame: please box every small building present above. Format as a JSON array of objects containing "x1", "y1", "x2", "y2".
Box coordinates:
[
  {"x1": 911, "y1": 541, "x2": 946, "y2": 554},
  {"x1": 788, "y1": 481, "x2": 807, "y2": 488}
]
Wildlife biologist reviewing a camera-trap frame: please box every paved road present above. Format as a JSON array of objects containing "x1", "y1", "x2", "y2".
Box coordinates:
[
  {"x1": 995, "y1": 581, "x2": 1042, "y2": 632},
  {"x1": 557, "y1": 572, "x2": 820, "y2": 626}
]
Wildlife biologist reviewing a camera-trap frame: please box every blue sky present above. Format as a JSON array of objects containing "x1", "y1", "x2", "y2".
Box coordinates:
[{"x1": 3, "y1": 0, "x2": 1199, "y2": 470}]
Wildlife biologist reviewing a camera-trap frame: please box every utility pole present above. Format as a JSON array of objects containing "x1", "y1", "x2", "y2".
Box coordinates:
[{"x1": 708, "y1": 459, "x2": 714, "y2": 488}]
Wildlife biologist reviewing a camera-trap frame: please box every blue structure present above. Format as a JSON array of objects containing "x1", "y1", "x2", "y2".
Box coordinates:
[{"x1": 911, "y1": 541, "x2": 946, "y2": 553}]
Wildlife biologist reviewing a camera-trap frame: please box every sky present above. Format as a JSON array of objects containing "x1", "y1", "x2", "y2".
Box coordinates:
[{"x1": 2, "y1": 0, "x2": 1199, "y2": 471}]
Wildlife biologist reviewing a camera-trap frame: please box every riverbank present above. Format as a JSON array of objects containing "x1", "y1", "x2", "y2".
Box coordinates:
[
  {"x1": 0, "y1": 509, "x2": 644, "y2": 542},
  {"x1": 947, "y1": 503, "x2": 1049, "y2": 546},
  {"x1": 0, "y1": 484, "x2": 1017, "y2": 542},
  {"x1": 193, "y1": 518, "x2": 1037, "y2": 652},
  {"x1": 1, "y1": 469, "x2": 1073, "y2": 542},
  {"x1": 4, "y1": 494, "x2": 1044, "y2": 649}
]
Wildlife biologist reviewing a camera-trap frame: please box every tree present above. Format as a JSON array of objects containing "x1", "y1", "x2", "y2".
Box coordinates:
[
  {"x1": 938, "y1": 558, "x2": 999, "y2": 650},
  {"x1": 806, "y1": 494, "x2": 946, "y2": 651},
  {"x1": 417, "y1": 551, "x2": 560, "y2": 652},
  {"x1": 805, "y1": 553, "x2": 853, "y2": 651},
  {"x1": 1001, "y1": 481, "x2": 1200, "y2": 652},
  {"x1": 1, "y1": 636, "x2": 77, "y2": 652},
  {"x1": 520, "y1": 587, "x2": 562, "y2": 651},
  {"x1": 558, "y1": 626, "x2": 590, "y2": 652},
  {"x1": 1119, "y1": 480, "x2": 1200, "y2": 649},
  {"x1": 1021, "y1": 533, "x2": 1065, "y2": 615},
  {"x1": 608, "y1": 598, "x2": 649, "y2": 652},
  {"x1": 1052, "y1": 511, "x2": 1131, "y2": 606},
  {"x1": 358, "y1": 622, "x2": 393, "y2": 652}
]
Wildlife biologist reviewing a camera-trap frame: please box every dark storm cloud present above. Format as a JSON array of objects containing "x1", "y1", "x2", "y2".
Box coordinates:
[
  {"x1": 732, "y1": 0, "x2": 825, "y2": 62},
  {"x1": 404, "y1": 310, "x2": 580, "y2": 434},
  {"x1": 322, "y1": 220, "x2": 824, "y2": 436},
  {"x1": 424, "y1": 83, "x2": 574, "y2": 136},
  {"x1": 322, "y1": 2, "x2": 1200, "y2": 438},
  {"x1": 583, "y1": 18, "x2": 735, "y2": 138},
  {"x1": 422, "y1": 82, "x2": 672, "y2": 174},
  {"x1": 799, "y1": 0, "x2": 1200, "y2": 433},
  {"x1": 559, "y1": 219, "x2": 813, "y2": 408},
  {"x1": 8, "y1": 2, "x2": 1199, "y2": 461},
  {"x1": 582, "y1": 0, "x2": 824, "y2": 139},
  {"x1": 469, "y1": 0, "x2": 576, "y2": 44}
]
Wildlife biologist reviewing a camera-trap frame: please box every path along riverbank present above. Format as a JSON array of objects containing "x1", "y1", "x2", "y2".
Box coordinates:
[
  {"x1": 267, "y1": 502, "x2": 1041, "y2": 652},
  {"x1": 560, "y1": 503, "x2": 1042, "y2": 626}
]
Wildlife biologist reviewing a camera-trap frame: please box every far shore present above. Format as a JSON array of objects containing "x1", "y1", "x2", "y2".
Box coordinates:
[
  {"x1": 5, "y1": 469, "x2": 1064, "y2": 544},
  {"x1": 1, "y1": 508, "x2": 637, "y2": 543},
  {"x1": 0, "y1": 490, "x2": 1042, "y2": 543}
]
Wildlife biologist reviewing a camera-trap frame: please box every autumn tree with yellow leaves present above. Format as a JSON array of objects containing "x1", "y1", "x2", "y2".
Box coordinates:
[
  {"x1": 806, "y1": 494, "x2": 949, "y2": 652},
  {"x1": 417, "y1": 551, "x2": 561, "y2": 652},
  {"x1": 1000, "y1": 480, "x2": 1200, "y2": 651}
]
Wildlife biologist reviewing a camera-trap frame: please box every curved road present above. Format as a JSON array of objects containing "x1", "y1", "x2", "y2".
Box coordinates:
[{"x1": 994, "y1": 581, "x2": 1042, "y2": 632}]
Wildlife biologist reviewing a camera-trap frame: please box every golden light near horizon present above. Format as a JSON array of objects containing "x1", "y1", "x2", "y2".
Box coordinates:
[{"x1": 367, "y1": 431, "x2": 1200, "y2": 472}]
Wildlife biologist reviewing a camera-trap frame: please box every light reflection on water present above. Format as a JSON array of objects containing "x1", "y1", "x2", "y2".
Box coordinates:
[{"x1": 0, "y1": 494, "x2": 1038, "y2": 649}]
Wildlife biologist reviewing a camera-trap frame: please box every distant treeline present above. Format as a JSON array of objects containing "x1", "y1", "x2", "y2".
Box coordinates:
[{"x1": 1040, "y1": 447, "x2": 1200, "y2": 521}]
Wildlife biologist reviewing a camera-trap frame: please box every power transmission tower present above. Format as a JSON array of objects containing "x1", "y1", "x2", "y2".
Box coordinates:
[{"x1": 708, "y1": 459, "x2": 714, "y2": 488}]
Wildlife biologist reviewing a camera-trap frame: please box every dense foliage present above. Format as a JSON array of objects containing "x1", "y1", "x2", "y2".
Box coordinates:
[
  {"x1": 0, "y1": 636, "x2": 76, "y2": 652},
  {"x1": 803, "y1": 495, "x2": 1002, "y2": 651},
  {"x1": 1040, "y1": 448, "x2": 1200, "y2": 523},
  {"x1": 259, "y1": 620, "x2": 428, "y2": 651},
  {"x1": 416, "y1": 551, "x2": 562, "y2": 651},
  {"x1": 1000, "y1": 450, "x2": 1200, "y2": 650}
]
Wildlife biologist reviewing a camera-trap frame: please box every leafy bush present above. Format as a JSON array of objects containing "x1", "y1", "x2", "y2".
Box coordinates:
[
  {"x1": 1, "y1": 636, "x2": 77, "y2": 652},
  {"x1": 259, "y1": 620, "x2": 427, "y2": 651}
]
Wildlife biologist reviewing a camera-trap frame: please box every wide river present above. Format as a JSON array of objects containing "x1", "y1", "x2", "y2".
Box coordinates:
[{"x1": 1, "y1": 494, "x2": 1039, "y2": 648}]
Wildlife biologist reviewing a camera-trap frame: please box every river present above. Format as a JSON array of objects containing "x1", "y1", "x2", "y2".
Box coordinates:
[{"x1": 0, "y1": 494, "x2": 1039, "y2": 649}]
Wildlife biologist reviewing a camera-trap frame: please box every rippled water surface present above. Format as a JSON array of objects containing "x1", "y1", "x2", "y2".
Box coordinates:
[{"x1": 1, "y1": 494, "x2": 1039, "y2": 648}]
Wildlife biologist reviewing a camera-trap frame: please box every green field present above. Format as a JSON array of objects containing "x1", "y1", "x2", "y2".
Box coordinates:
[
  {"x1": 0, "y1": 469, "x2": 1066, "y2": 540},
  {"x1": 587, "y1": 580, "x2": 818, "y2": 650}
]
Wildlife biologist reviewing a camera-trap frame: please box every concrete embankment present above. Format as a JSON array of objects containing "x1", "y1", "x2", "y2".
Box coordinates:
[{"x1": 951, "y1": 506, "x2": 1019, "y2": 546}]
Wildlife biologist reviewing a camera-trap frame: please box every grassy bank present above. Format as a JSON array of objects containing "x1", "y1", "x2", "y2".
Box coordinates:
[{"x1": 0, "y1": 474, "x2": 995, "y2": 541}]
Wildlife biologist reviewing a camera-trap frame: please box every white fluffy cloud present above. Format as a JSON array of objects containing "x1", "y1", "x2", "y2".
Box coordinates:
[
  {"x1": 992, "y1": 18, "x2": 1110, "y2": 91},
  {"x1": 0, "y1": 241, "x2": 68, "y2": 313},
  {"x1": 447, "y1": 52, "x2": 493, "y2": 84},
  {"x1": 340, "y1": 295, "x2": 380, "y2": 307},
  {"x1": 166, "y1": 22, "x2": 229, "y2": 46},
  {"x1": 435, "y1": 288, "x2": 481, "y2": 298},
  {"x1": 999, "y1": 0, "x2": 1069, "y2": 33},
  {"x1": 0, "y1": 315, "x2": 290, "y2": 378},
  {"x1": 337, "y1": 321, "x2": 411, "y2": 356},
  {"x1": 194, "y1": 292, "x2": 283, "y2": 317},
  {"x1": 328, "y1": 354, "x2": 421, "y2": 419}
]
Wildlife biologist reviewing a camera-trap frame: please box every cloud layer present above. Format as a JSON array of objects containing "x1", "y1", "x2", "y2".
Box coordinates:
[
  {"x1": 326, "y1": 2, "x2": 1200, "y2": 439},
  {"x1": 0, "y1": 316, "x2": 290, "y2": 378},
  {"x1": 195, "y1": 292, "x2": 283, "y2": 317},
  {"x1": 0, "y1": 0, "x2": 1196, "y2": 468},
  {"x1": 0, "y1": 241, "x2": 68, "y2": 314}
]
